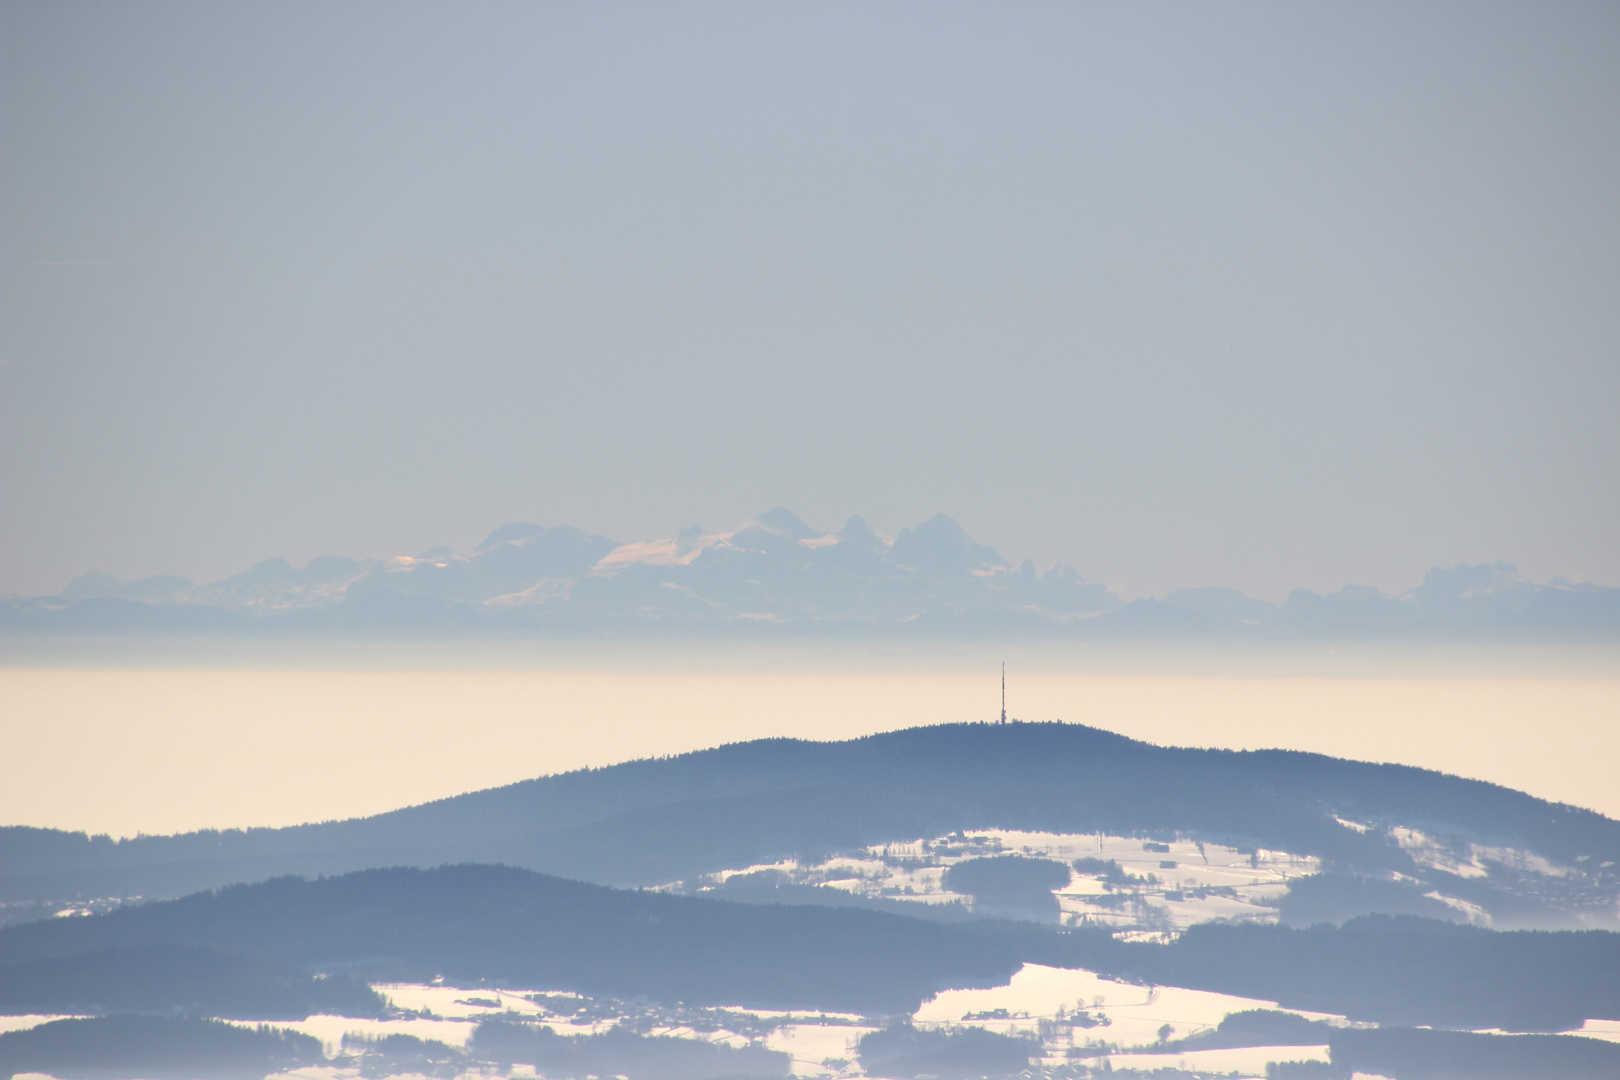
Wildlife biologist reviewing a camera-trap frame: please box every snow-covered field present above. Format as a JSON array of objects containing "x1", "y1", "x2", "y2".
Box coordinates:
[
  {"x1": 236, "y1": 969, "x2": 1347, "y2": 1080},
  {"x1": 4, "y1": 963, "x2": 1610, "y2": 1080},
  {"x1": 917, "y1": 963, "x2": 1350, "y2": 1050},
  {"x1": 683, "y1": 828, "x2": 1320, "y2": 932}
]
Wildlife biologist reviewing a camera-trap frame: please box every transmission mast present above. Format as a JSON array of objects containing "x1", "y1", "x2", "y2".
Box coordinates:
[{"x1": 1000, "y1": 662, "x2": 1007, "y2": 724}]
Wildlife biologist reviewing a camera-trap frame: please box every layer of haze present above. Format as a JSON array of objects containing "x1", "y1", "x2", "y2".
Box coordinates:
[
  {"x1": 3, "y1": 646, "x2": 1618, "y2": 835},
  {"x1": 3, "y1": 2, "x2": 1618, "y2": 600}
]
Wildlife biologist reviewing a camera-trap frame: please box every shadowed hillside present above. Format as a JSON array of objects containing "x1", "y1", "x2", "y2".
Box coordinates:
[
  {"x1": 0, "y1": 1015, "x2": 323, "y2": 1080},
  {"x1": 1040, "y1": 914, "x2": 1620, "y2": 1032},
  {"x1": 0, "y1": 864, "x2": 1019, "y2": 1016},
  {"x1": 0, "y1": 944, "x2": 384, "y2": 1019},
  {"x1": 4, "y1": 866, "x2": 1619, "y2": 1032}
]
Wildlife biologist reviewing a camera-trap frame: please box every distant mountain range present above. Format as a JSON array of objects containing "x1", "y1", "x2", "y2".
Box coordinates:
[{"x1": 4, "y1": 509, "x2": 1616, "y2": 639}]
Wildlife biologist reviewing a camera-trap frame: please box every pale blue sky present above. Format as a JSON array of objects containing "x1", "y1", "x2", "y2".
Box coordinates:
[{"x1": 2, "y1": 1, "x2": 1617, "y2": 600}]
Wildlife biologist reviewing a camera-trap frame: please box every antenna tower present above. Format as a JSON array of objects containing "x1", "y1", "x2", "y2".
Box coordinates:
[{"x1": 1000, "y1": 663, "x2": 1007, "y2": 724}]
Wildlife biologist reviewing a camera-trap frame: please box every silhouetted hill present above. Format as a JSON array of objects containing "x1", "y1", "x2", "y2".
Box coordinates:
[
  {"x1": 5, "y1": 723, "x2": 1615, "y2": 931},
  {"x1": 0, "y1": 864, "x2": 1019, "y2": 1015}
]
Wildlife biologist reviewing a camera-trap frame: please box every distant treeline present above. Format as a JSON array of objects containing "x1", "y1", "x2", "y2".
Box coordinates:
[
  {"x1": 5, "y1": 722, "x2": 1615, "y2": 931},
  {"x1": 470, "y1": 1020, "x2": 790, "y2": 1080},
  {"x1": 0, "y1": 1015, "x2": 322, "y2": 1080},
  {"x1": 3, "y1": 865, "x2": 1618, "y2": 1032},
  {"x1": 1276, "y1": 872, "x2": 1467, "y2": 926},
  {"x1": 0, "y1": 943, "x2": 385, "y2": 1020},
  {"x1": 0, "y1": 1015, "x2": 792, "y2": 1080},
  {"x1": 5, "y1": 1010, "x2": 1616, "y2": 1080},
  {"x1": 704, "y1": 869, "x2": 976, "y2": 922},
  {"x1": 1167, "y1": 1011, "x2": 1620, "y2": 1080},
  {"x1": 943, "y1": 855, "x2": 1071, "y2": 899},
  {"x1": 856, "y1": 1020, "x2": 1036, "y2": 1080},
  {"x1": 1328, "y1": 1026, "x2": 1620, "y2": 1080},
  {"x1": 1021, "y1": 914, "x2": 1620, "y2": 1032}
]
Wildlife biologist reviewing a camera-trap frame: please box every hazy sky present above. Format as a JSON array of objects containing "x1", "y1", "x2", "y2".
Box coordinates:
[
  {"x1": 2, "y1": 1, "x2": 1617, "y2": 601},
  {"x1": 8, "y1": 660, "x2": 1620, "y2": 832}
]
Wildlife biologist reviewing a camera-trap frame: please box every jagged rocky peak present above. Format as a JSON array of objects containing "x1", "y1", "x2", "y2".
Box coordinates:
[
  {"x1": 60, "y1": 568, "x2": 122, "y2": 600},
  {"x1": 477, "y1": 522, "x2": 551, "y2": 549},
  {"x1": 890, "y1": 513, "x2": 1009, "y2": 574},
  {"x1": 20, "y1": 524, "x2": 1616, "y2": 640},
  {"x1": 1413, "y1": 561, "x2": 1528, "y2": 601},
  {"x1": 752, "y1": 507, "x2": 824, "y2": 540},
  {"x1": 675, "y1": 524, "x2": 710, "y2": 555},
  {"x1": 836, "y1": 515, "x2": 890, "y2": 551},
  {"x1": 1160, "y1": 586, "x2": 1278, "y2": 625}
]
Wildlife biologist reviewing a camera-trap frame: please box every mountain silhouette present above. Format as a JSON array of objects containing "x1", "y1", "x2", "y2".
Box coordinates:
[{"x1": 9, "y1": 511, "x2": 1611, "y2": 639}]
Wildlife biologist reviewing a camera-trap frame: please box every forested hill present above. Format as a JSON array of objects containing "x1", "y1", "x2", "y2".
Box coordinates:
[
  {"x1": 3, "y1": 723, "x2": 1616, "y2": 909},
  {"x1": 0, "y1": 864, "x2": 1017, "y2": 1015},
  {"x1": 4, "y1": 866, "x2": 1618, "y2": 1032}
]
